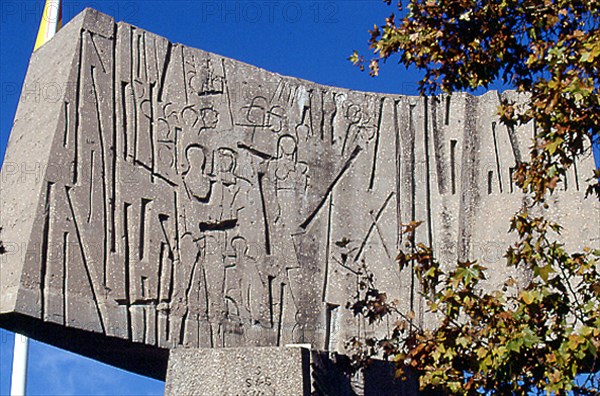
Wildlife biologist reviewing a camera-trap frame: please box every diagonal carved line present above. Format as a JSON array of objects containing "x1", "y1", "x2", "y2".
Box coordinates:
[
  {"x1": 371, "y1": 205, "x2": 396, "y2": 267},
  {"x1": 90, "y1": 66, "x2": 109, "y2": 286},
  {"x1": 299, "y1": 145, "x2": 362, "y2": 230},
  {"x1": 65, "y1": 186, "x2": 106, "y2": 334},
  {"x1": 369, "y1": 98, "x2": 386, "y2": 190},
  {"x1": 157, "y1": 41, "x2": 172, "y2": 102},
  {"x1": 89, "y1": 32, "x2": 108, "y2": 74},
  {"x1": 221, "y1": 58, "x2": 235, "y2": 127},
  {"x1": 237, "y1": 142, "x2": 274, "y2": 160},
  {"x1": 354, "y1": 191, "x2": 395, "y2": 262}
]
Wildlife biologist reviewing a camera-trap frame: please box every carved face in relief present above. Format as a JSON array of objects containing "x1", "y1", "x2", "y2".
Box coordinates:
[
  {"x1": 278, "y1": 135, "x2": 297, "y2": 159},
  {"x1": 200, "y1": 107, "x2": 219, "y2": 130},
  {"x1": 346, "y1": 104, "x2": 363, "y2": 124},
  {"x1": 183, "y1": 145, "x2": 212, "y2": 202},
  {"x1": 216, "y1": 148, "x2": 236, "y2": 173}
]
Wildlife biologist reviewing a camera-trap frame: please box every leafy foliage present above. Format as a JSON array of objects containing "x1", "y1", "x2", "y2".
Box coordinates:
[
  {"x1": 351, "y1": 0, "x2": 600, "y2": 200},
  {"x1": 347, "y1": 221, "x2": 600, "y2": 394},
  {"x1": 347, "y1": 1, "x2": 600, "y2": 394}
]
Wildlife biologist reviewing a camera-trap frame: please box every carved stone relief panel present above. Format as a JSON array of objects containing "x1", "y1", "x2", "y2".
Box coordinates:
[{"x1": 1, "y1": 8, "x2": 597, "y2": 379}]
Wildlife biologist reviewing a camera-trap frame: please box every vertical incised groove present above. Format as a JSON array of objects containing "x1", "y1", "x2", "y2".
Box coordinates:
[
  {"x1": 423, "y1": 97, "x2": 434, "y2": 246},
  {"x1": 491, "y1": 122, "x2": 504, "y2": 193},
  {"x1": 121, "y1": 82, "x2": 129, "y2": 160},
  {"x1": 139, "y1": 198, "x2": 151, "y2": 261},
  {"x1": 41, "y1": 182, "x2": 55, "y2": 320},
  {"x1": 394, "y1": 100, "x2": 402, "y2": 250},
  {"x1": 277, "y1": 283, "x2": 285, "y2": 346},
  {"x1": 149, "y1": 82, "x2": 156, "y2": 183},
  {"x1": 73, "y1": 30, "x2": 85, "y2": 185},
  {"x1": 267, "y1": 276, "x2": 275, "y2": 327},
  {"x1": 450, "y1": 139, "x2": 457, "y2": 195},
  {"x1": 141, "y1": 276, "x2": 148, "y2": 298},
  {"x1": 157, "y1": 242, "x2": 166, "y2": 302},
  {"x1": 62, "y1": 232, "x2": 69, "y2": 325},
  {"x1": 142, "y1": 32, "x2": 149, "y2": 80},
  {"x1": 123, "y1": 202, "x2": 132, "y2": 340},
  {"x1": 368, "y1": 98, "x2": 385, "y2": 191},
  {"x1": 431, "y1": 97, "x2": 446, "y2": 194},
  {"x1": 111, "y1": 28, "x2": 117, "y2": 254},
  {"x1": 88, "y1": 150, "x2": 95, "y2": 223},
  {"x1": 445, "y1": 95, "x2": 451, "y2": 125},
  {"x1": 157, "y1": 42, "x2": 173, "y2": 102},
  {"x1": 322, "y1": 196, "x2": 333, "y2": 302},
  {"x1": 63, "y1": 101, "x2": 70, "y2": 147},
  {"x1": 174, "y1": 127, "x2": 181, "y2": 172},
  {"x1": 135, "y1": 30, "x2": 141, "y2": 79},
  {"x1": 408, "y1": 101, "x2": 417, "y2": 318},
  {"x1": 257, "y1": 172, "x2": 271, "y2": 255},
  {"x1": 573, "y1": 157, "x2": 580, "y2": 191}
]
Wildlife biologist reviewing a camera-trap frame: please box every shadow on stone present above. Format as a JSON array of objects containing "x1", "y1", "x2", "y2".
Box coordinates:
[{"x1": 311, "y1": 351, "x2": 420, "y2": 396}]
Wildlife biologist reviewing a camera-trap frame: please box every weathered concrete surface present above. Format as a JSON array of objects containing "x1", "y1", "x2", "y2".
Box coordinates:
[
  {"x1": 165, "y1": 347, "x2": 310, "y2": 396},
  {"x1": 0, "y1": 7, "x2": 598, "y2": 381},
  {"x1": 164, "y1": 347, "x2": 416, "y2": 396}
]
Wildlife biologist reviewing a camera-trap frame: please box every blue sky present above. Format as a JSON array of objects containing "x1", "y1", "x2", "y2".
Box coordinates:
[
  {"x1": 0, "y1": 1, "x2": 598, "y2": 395},
  {"x1": 0, "y1": 1, "x2": 422, "y2": 395}
]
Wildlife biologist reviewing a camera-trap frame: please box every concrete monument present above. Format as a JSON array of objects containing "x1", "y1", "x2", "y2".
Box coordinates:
[{"x1": 1, "y1": 8, "x2": 598, "y2": 394}]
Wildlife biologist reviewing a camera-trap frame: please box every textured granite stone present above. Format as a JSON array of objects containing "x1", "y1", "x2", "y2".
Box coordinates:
[
  {"x1": 164, "y1": 347, "x2": 416, "y2": 396},
  {"x1": 165, "y1": 347, "x2": 309, "y2": 396},
  {"x1": 0, "y1": 7, "x2": 598, "y2": 381}
]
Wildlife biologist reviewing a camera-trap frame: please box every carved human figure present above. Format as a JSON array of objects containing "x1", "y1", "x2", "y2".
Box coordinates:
[
  {"x1": 189, "y1": 58, "x2": 224, "y2": 95},
  {"x1": 241, "y1": 96, "x2": 285, "y2": 134},
  {"x1": 269, "y1": 135, "x2": 309, "y2": 219},
  {"x1": 340, "y1": 103, "x2": 375, "y2": 155},
  {"x1": 256, "y1": 135, "x2": 313, "y2": 344},
  {"x1": 183, "y1": 145, "x2": 213, "y2": 203},
  {"x1": 196, "y1": 148, "x2": 253, "y2": 346},
  {"x1": 347, "y1": 102, "x2": 377, "y2": 148},
  {"x1": 180, "y1": 105, "x2": 219, "y2": 136},
  {"x1": 180, "y1": 233, "x2": 212, "y2": 348},
  {"x1": 203, "y1": 59, "x2": 225, "y2": 94},
  {"x1": 322, "y1": 91, "x2": 337, "y2": 142},
  {"x1": 198, "y1": 107, "x2": 219, "y2": 135},
  {"x1": 204, "y1": 148, "x2": 248, "y2": 223},
  {"x1": 171, "y1": 145, "x2": 212, "y2": 346},
  {"x1": 156, "y1": 117, "x2": 177, "y2": 175},
  {"x1": 223, "y1": 236, "x2": 268, "y2": 327},
  {"x1": 182, "y1": 105, "x2": 200, "y2": 130}
]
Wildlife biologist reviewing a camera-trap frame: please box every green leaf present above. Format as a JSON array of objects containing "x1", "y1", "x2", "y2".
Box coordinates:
[
  {"x1": 520, "y1": 290, "x2": 535, "y2": 304},
  {"x1": 521, "y1": 327, "x2": 541, "y2": 347},
  {"x1": 546, "y1": 137, "x2": 564, "y2": 156},
  {"x1": 534, "y1": 264, "x2": 555, "y2": 281}
]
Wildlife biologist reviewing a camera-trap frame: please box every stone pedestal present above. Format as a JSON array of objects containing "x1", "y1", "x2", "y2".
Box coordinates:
[
  {"x1": 164, "y1": 347, "x2": 418, "y2": 396},
  {"x1": 165, "y1": 347, "x2": 309, "y2": 396}
]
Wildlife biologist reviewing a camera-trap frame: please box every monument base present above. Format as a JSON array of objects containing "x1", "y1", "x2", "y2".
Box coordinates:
[{"x1": 164, "y1": 346, "x2": 418, "y2": 396}]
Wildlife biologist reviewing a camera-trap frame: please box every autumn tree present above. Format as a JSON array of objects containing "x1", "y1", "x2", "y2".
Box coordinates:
[{"x1": 348, "y1": 1, "x2": 600, "y2": 394}]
